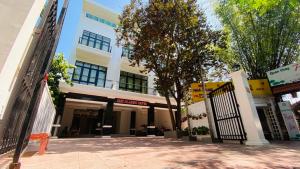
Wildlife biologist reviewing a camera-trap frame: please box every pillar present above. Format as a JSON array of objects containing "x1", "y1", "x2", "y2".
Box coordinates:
[
  {"x1": 230, "y1": 71, "x2": 269, "y2": 145},
  {"x1": 147, "y1": 105, "x2": 155, "y2": 135},
  {"x1": 96, "y1": 109, "x2": 103, "y2": 135},
  {"x1": 102, "y1": 99, "x2": 114, "y2": 136},
  {"x1": 130, "y1": 111, "x2": 136, "y2": 135}
]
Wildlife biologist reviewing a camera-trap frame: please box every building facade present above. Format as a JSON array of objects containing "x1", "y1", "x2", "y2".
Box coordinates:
[
  {"x1": 58, "y1": 0, "x2": 176, "y2": 137},
  {"x1": 0, "y1": 0, "x2": 48, "y2": 138}
]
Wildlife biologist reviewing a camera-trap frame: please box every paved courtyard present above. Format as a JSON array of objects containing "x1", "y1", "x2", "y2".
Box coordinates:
[{"x1": 2, "y1": 137, "x2": 300, "y2": 169}]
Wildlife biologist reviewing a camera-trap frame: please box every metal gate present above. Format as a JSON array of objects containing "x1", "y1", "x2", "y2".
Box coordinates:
[
  {"x1": 0, "y1": 1, "x2": 59, "y2": 155},
  {"x1": 209, "y1": 82, "x2": 247, "y2": 143}
]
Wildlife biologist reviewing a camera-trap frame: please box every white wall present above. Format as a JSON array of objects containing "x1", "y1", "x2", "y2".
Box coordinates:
[
  {"x1": 188, "y1": 101, "x2": 210, "y2": 129},
  {"x1": 69, "y1": 7, "x2": 157, "y2": 93},
  {"x1": 32, "y1": 84, "x2": 56, "y2": 135}
]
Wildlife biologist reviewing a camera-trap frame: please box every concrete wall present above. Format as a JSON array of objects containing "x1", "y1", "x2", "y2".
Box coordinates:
[
  {"x1": 60, "y1": 107, "x2": 75, "y2": 134},
  {"x1": 188, "y1": 102, "x2": 209, "y2": 129},
  {"x1": 135, "y1": 109, "x2": 148, "y2": 130},
  {"x1": 0, "y1": 0, "x2": 46, "y2": 137},
  {"x1": 155, "y1": 109, "x2": 173, "y2": 130},
  {"x1": 119, "y1": 110, "x2": 131, "y2": 134},
  {"x1": 0, "y1": 0, "x2": 35, "y2": 71}
]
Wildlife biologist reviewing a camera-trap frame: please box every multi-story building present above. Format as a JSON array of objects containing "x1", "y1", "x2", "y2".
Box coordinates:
[
  {"x1": 58, "y1": 0, "x2": 176, "y2": 137},
  {"x1": 0, "y1": 0, "x2": 47, "y2": 135}
]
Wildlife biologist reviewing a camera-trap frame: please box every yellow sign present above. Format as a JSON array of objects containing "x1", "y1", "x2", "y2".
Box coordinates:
[
  {"x1": 248, "y1": 79, "x2": 272, "y2": 96},
  {"x1": 191, "y1": 79, "x2": 272, "y2": 103},
  {"x1": 191, "y1": 82, "x2": 225, "y2": 102}
]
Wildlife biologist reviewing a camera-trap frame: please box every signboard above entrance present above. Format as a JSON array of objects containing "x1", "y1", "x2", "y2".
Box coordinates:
[
  {"x1": 267, "y1": 63, "x2": 300, "y2": 87},
  {"x1": 191, "y1": 79, "x2": 272, "y2": 103},
  {"x1": 115, "y1": 98, "x2": 148, "y2": 106}
]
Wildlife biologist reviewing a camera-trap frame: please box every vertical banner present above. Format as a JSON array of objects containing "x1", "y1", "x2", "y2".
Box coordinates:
[{"x1": 278, "y1": 102, "x2": 300, "y2": 140}]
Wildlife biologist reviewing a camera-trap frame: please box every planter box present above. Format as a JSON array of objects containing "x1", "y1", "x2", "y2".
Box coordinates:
[
  {"x1": 164, "y1": 131, "x2": 184, "y2": 138},
  {"x1": 196, "y1": 135, "x2": 212, "y2": 142}
]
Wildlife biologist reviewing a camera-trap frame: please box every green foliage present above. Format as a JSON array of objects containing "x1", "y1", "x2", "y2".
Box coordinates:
[
  {"x1": 216, "y1": 0, "x2": 300, "y2": 79},
  {"x1": 117, "y1": 0, "x2": 225, "y2": 130},
  {"x1": 192, "y1": 126, "x2": 209, "y2": 135},
  {"x1": 48, "y1": 53, "x2": 74, "y2": 107}
]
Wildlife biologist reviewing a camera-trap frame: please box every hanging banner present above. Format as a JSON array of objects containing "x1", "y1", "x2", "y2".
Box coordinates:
[
  {"x1": 267, "y1": 63, "x2": 300, "y2": 87},
  {"x1": 278, "y1": 102, "x2": 300, "y2": 140},
  {"x1": 191, "y1": 79, "x2": 272, "y2": 103}
]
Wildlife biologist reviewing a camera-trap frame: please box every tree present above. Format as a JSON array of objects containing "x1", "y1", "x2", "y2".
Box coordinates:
[
  {"x1": 48, "y1": 53, "x2": 74, "y2": 107},
  {"x1": 117, "y1": 0, "x2": 225, "y2": 130},
  {"x1": 216, "y1": 0, "x2": 300, "y2": 79}
]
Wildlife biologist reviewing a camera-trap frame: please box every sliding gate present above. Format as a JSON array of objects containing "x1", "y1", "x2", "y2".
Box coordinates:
[{"x1": 209, "y1": 82, "x2": 247, "y2": 144}]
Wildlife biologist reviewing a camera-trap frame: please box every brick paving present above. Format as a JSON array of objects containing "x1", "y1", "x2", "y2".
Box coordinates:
[{"x1": 1, "y1": 137, "x2": 300, "y2": 169}]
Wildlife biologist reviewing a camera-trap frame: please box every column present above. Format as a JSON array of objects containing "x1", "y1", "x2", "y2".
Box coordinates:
[
  {"x1": 130, "y1": 111, "x2": 136, "y2": 135},
  {"x1": 147, "y1": 105, "x2": 155, "y2": 136},
  {"x1": 230, "y1": 71, "x2": 269, "y2": 145},
  {"x1": 96, "y1": 109, "x2": 103, "y2": 136},
  {"x1": 102, "y1": 99, "x2": 114, "y2": 136}
]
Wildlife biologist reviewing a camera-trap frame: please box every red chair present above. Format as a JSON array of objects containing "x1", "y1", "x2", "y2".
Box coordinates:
[{"x1": 29, "y1": 133, "x2": 49, "y2": 155}]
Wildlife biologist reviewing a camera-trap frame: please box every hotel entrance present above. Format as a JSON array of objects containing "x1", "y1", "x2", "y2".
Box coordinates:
[{"x1": 58, "y1": 94, "x2": 175, "y2": 138}]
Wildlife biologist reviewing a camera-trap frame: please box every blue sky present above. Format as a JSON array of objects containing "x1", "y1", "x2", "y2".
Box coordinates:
[{"x1": 56, "y1": 0, "x2": 221, "y2": 60}]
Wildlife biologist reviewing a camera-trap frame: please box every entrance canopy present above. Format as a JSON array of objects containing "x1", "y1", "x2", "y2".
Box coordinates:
[{"x1": 59, "y1": 81, "x2": 176, "y2": 108}]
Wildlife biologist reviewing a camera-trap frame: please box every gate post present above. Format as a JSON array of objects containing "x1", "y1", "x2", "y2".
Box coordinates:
[{"x1": 230, "y1": 71, "x2": 269, "y2": 145}]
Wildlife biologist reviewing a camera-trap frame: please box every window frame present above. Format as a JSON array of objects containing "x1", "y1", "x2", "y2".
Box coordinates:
[
  {"x1": 72, "y1": 61, "x2": 107, "y2": 87},
  {"x1": 119, "y1": 71, "x2": 148, "y2": 94},
  {"x1": 80, "y1": 30, "x2": 111, "y2": 52}
]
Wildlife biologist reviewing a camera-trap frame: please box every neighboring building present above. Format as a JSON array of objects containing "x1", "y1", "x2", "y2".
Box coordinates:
[
  {"x1": 58, "y1": 0, "x2": 176, "y2": 137},
  {"x1": 0, "y1": 0, "x2": 48, "y2": 138},
  {"x1": 0, "y1": 0, "x2": 63, "y2": 156}
]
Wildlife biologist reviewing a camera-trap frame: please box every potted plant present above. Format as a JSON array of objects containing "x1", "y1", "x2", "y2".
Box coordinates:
[{"x1": 195, "y1": 126, "x2": 211, "y2": 142}]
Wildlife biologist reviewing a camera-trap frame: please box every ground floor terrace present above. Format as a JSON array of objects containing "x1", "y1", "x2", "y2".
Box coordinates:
[
  {"x1": 2, "y1": 137, "x2": 300, "y2": 169},
  {"x1": 57, "y1": 82, "x2": 177, "y2": 138}
]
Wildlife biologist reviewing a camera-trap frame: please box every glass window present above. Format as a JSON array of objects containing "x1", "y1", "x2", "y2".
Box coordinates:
[
  {"x1": 119, "y1": 71, "x2": 148, "y2": 94},
  {"x1": 122, "y1": 47, "x2": 134, "y2": 59},
  {"x1": 79, "y1": 30, "x2": 111, "y2": 53},
  {"x1": 72, "y1": 61, "x2": 107, "y2": 87}
]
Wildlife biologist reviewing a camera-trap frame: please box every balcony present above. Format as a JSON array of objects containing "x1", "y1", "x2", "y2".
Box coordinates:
[
  {"x1": 78, "y1": 37, "x2": 112, "y2": 53},
  {"x1": 71, "y1": 79, "x2": 159, "y2": 96}
]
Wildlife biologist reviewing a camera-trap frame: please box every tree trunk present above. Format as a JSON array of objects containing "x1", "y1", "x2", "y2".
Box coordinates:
[
  {"x1": 184, "y1": 100, "x2": 192, "y2": 136},
  {"x1": 165, "y1": 94, "x2": 176, "y2": 131},
  {"x1": 175, "y1": 99, "x2": 182, "y2": 130}
]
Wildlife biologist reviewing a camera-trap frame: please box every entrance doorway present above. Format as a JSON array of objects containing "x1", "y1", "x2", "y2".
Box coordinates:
[
  {"x1": 256, "y1": 106, "x2": 282, "y2": 140},
  {"x1": 70, "y1": 109, "x2": 99, "y2": 137}
]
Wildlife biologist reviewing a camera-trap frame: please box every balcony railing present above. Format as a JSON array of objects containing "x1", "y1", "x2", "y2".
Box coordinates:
[
  {"x1": 78, "y1": 37, "x2": 112, "y2": 53},
  {"x1": 71, "y1": 79, "x2": 159, "y2": 96}
]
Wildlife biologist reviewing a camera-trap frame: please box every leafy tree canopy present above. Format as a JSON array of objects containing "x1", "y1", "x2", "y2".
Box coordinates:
[
  {"x1": 216, "y1": 0, "x2": 300, "y2": 79},
  {"x1": 117, "y1": 0, "x2": 225, "y2": 130},
  {"x1": 48, "y1": 53, "x2": 74, "y2": 107}
]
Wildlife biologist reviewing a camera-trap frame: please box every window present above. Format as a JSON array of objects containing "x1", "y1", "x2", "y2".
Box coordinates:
[
  {"x1": 85, "y1": 12, "x2": 117, "y2": 28},
  {"x1": 121, "y1": 47, "x2": 134, "y2": 59},
  {"x1": 119, "y1": 71, "x2": 148, "y2": 94},
  {"x1": 79, "y1": 30, "x2": 111, "y2": 53},
  {"x1": 72, "y1": 61, "x2": 107, "y2": 87}
]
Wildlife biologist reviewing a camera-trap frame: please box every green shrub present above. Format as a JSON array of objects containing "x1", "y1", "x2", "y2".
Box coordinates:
[{"x1": 196, "y1": 126, "x2": 209, "y2": 135}]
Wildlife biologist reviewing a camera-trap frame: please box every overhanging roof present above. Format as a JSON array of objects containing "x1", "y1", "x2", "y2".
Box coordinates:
[{"x1": 59, "y1": 81, "x2": 176, "y2": 106}]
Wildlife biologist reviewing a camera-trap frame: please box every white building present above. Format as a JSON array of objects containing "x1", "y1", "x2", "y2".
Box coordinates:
[
  {"x1": 0, "y1": 0, "x2": 49, "y2": 138},
  {"x1": 58, "y1": 0, "x2": 176, "y2": 137}
]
